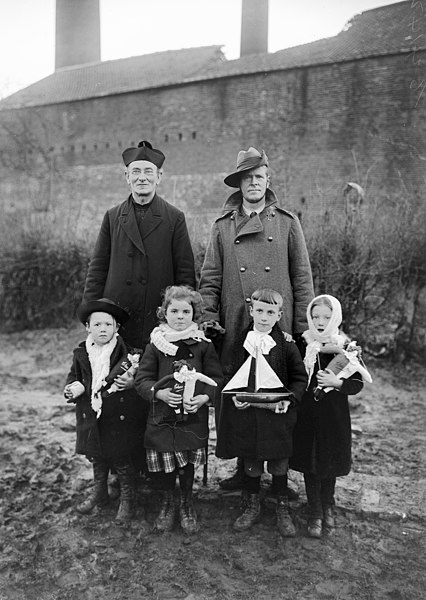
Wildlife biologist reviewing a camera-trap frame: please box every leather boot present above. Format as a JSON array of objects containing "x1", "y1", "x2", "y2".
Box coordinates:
[
  {"x1": 179, "y1": 490, "x2": 200, "y2": 534},
  {"x1": 276, "y1": 496, "x2": 296, "y2": 537},
  {"x1": 307, "y1": 518, "x2": 322, "y2": 538},
  {"x1": 115, "y1": 463, "x2": 135, "y2": 523},
  {"x1": 323, "y1": 506, "x2": 335, "y2": 531},
  {"x1": 233, "y1": 493, "x2": 261, "y2": 531},
  {"x1": 77, "y1": 459, "x2": 109, "y2": 514},
  {"x1": 154, "y1": 490, "x2": 176, "y2": 533},
  {"x1": 219, "y1": 457, "x2": 247, "y2": 490}
]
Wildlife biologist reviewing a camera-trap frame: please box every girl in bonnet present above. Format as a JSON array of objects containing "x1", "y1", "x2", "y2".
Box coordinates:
[{"x1": 290, "y1": 294, "x2": 371, "y2": 538}]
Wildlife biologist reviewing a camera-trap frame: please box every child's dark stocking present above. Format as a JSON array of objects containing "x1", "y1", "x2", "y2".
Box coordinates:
[
  {"x1": 77, "y1": 457, "x2": 109, "y2": 514},
  {"x1": 114, "y1": 458, "x2": 136, "y2": 523},
  {"x1": 178, "y1": 463, "x2": 199, "y2": 534},
  {"x1": 233, "y1": 475, "x2": 261, "y2": 532},
  {"x1": 153, "y1": 470, "x2": 177, "y2": 533},
  {"x1": 273, "y1": 474, "x2": 296, "y2": 537},
  {"x1": 321, "y1": 477, "x2": 336, "y2": 530},
  {"x1": 304, "y1": 473, "x2": 323, "y2": 538}
]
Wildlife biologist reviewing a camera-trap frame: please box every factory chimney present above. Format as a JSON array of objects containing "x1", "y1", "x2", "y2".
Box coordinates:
[
  {"x1": 240, "y1": 0, "x2": 269, "y2": 57},
  {"x1": 55, "y1": 0, "x2": 101, "y2": 70}
]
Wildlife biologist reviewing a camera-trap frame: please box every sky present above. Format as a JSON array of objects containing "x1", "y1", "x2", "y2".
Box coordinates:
[{"x1": 0, "y1": 0, "x2": 405, "y2": 98}]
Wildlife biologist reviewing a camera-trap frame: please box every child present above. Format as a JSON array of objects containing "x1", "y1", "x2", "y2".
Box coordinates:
[
  {"x1": 216, "y1": 288, "x2": 308, "y2": 537},
  {"x1": 134, "y1": 285, "x2": 223, "y2": 534},
  {"x1": 290, "y1": 294, "x2": 371, "y2": 538},
  {"x1": 64, "y1": 298, "x2": 146, "y2": 523}
]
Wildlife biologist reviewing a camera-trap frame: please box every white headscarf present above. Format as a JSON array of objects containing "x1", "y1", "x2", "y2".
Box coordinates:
[{"x1": 302, "y1": 294, "x2": 347, "y2": 385}]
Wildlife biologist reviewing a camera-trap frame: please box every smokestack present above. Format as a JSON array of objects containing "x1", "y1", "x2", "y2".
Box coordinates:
[
  {"x1": 240, "y1": 0, "x2": 269, "y2": 57},
  {"x1": 55, "y1": 0, "x2": 101, "y2": 70}
]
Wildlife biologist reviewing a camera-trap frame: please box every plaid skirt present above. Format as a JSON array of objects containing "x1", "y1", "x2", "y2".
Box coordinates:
[{"x1": 146, "y1": 448, "x2": 206, "y2": 473}]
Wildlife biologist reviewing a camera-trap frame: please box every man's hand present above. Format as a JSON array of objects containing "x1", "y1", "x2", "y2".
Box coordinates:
[
  {"x1": 199, "y1": 320, "x2": 226, "y2": 336},
  {"x1": 282, "y1": 331, "x2": 294, "y2": 342}
]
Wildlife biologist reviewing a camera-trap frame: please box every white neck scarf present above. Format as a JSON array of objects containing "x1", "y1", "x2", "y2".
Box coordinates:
[
  {"x1": 86, "y1": 332, "x2": 118, "y2": 418},
  {"x1": 150, "y1": 322, "x2": 210, "y2": 355},
  {"x1": 302, "y1": 295, "x2": 346, "y2": 385}
]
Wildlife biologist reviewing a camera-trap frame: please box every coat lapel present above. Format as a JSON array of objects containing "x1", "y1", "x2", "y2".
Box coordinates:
[{"x1": 118, "y1": 197, "x2": 146, "y2": 255}]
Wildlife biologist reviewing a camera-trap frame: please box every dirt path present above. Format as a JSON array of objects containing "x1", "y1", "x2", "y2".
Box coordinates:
[{"x1": 0, "y1": 328, "x2": 425, "y2": 600}]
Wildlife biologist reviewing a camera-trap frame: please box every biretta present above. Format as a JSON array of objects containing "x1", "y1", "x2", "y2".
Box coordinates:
[
  {"x1": 77, "y1": 298, "x2": 130, "y2": 325},
  {"x1": 122, "y1": 140, "x2": 165, "y2": 168},
  {"x1": 224, "y1": 146, "x2": 269, "y2": 188}
]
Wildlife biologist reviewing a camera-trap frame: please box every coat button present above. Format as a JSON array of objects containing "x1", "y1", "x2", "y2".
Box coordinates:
[
  {"x1": 82, "y1": 413, "x2": 86, "y2": 419},
  {"x1": 271, "y1": 212, "x2": 276, "y2": 217},
  {"x1": 245, "y1": 297, "x2": 251, "y2": 303},
  {"x1": 265, "y1": 266, "x2": 271, "y2": 272},
  {"x1": 127, "y1": 251, "x2": 134, "y2": 257},
  {"x1": 126, "y1": 280, "x2": 132, "y2": 285},
  {"x1": 120, "y1": 397, "x2": 124, "y2": 403},
  {"x1": 235, "y1": 239, "x2": 240, "y2": 244},
  {"x1": 268, "y1": 236, "x2": 273, "y2": 241},
  {"x1": 240, "y1": 267, "x2": 246, "y2": 272},
  {"x1": 189, "y1": 353, "x2": 193, "y2": 358},
  {"x1": 120, "y1": 415, "x2": 125, "y2": 421}
]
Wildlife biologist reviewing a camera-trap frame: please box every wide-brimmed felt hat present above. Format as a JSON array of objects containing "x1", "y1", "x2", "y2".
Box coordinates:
[
  {"x1": 122, "y1": 140, "x2": 165, "y2": 168},
  {"x1": 77, "y1": 298, "x2": 130, "y2": 325},
  {"x1": 224, "y1": 146, "x2": 269, "y2": 188}
]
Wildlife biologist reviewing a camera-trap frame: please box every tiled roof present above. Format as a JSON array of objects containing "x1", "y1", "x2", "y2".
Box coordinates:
[
  {"x1": 0, "y1": 46, "x2": 225, "y2": 110},
  {"x1": 198, "y1": 1, "x2": 424, "y2": 80},
  {"x1": 1, "y1": 1, "x2": 422, "y2": 110}
]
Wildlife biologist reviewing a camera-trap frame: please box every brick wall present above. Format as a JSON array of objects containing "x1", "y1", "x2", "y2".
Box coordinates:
[{"x1": 0, "y1": 51, "x2": 424, "y2": 225}]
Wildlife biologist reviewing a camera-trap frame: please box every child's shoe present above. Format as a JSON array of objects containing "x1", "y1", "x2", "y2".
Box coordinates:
[
  {"x1": 154, "y1": 490, "x2": 176, "y2": 532},
  {"x1": 179, "y1": 490, "x2": 200, "y2": 534},
  {"x1": 323, "y1": 506, "x2": 335, "y2": 531},
  {"x1": 307, "y1": 518, "x2": 322, "y2": 538},
  {"x1": 276, "y1": 496, "x2": 296, "y2": 537},
  {"x1": 233, "y1": 493, "x2": 261, "y2": 531}
]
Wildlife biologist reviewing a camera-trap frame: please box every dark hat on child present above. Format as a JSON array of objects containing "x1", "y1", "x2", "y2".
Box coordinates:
[
  {"x1": 224, "y1": 146, "x2": 269, "y2": 188},
  {"x1": 122, "y1": 140, "x2": 165, "y2": 168},
  {"x1": 77, "y1": 298, "x2": 130, "y2": 325}
]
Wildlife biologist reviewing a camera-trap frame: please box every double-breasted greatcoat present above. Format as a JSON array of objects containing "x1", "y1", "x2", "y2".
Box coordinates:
[
  {"x1": 83, "y1": 194, "x2": 195, "y2": 350},
  {"x1": 198, "y1": 188, "x2": 314, "y2": 380},
  {"x1": 65, "y1": 336, "x2": 148, "y2": 459}
]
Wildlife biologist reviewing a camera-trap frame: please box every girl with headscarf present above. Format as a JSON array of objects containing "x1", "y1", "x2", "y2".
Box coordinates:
[{"x1": 290, "y1": 294, "x2": 372, "y2": 539}]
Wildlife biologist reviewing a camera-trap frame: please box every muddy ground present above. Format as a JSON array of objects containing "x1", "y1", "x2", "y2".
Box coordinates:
[{"x1": 0, "y1": 326, "x2": 425, "y2": 600}]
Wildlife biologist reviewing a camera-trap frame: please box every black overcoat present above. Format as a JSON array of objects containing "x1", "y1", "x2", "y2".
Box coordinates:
[
  {"x1": 65, "y1": 336, "x2": 148, "y2": 459},
  {"x1": 134, "y1": 339, "x2": 223, "y2": 453},
  {"x1": 290, "y1": 352, "x2": 364, "y2": 477},
  {"x1": 215, "y1": 324, "x2": 308, "y2": 460},
  {"x1": 83, "y1": 194, "x2": 195, "y2": 349}
]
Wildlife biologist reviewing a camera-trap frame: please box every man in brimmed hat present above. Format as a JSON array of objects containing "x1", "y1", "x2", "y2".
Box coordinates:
[
  {"x1": 198, "y1": 146, "x2": 314, "y2": 492},
  {"x1": 83, "y1": 140, "x2": 195, "y2": 350},
  {"x1": 64, "y1": 297, "x2": 147, "y2": 523}
]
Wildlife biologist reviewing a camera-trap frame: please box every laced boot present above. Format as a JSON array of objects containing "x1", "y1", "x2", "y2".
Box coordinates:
[
  {"x1": 179, "y1": 490, "x2": 200, "y2": 534},
  {"x1": 154, "y1": 490, "x2": 176, "y2": 533},
  {"x1": 77, "y1": 459, "x2": 109, "y2": 514},
  {"x1": 233, "y1": 493, "x2": 261, "y2": 531},
  {"x1": 307, "y1": 518, "x2": 323, "y2": 538},
  {"x1": 276, "y1": 496, "x2": 296, "y2": 537},
  {"x1": 115, "y1": 464, "x2": 135, "y2": 523}
]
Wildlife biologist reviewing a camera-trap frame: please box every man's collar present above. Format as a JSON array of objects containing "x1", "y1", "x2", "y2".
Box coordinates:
[{"x1": 222, "y1": 187, "x2": 278, "y2": 214}]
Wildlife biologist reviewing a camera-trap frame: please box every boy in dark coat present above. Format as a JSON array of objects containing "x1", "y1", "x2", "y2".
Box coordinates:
[
  {"x1": 64, "y1": 298, "x2": 146, "y2": 523},
  {"x1": 216, "y1": 288, "x2": 307, "y2": 537}
]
